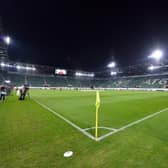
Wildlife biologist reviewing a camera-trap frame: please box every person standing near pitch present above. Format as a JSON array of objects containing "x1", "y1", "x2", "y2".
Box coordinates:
[
  {"x1": 19, "y1": 85, "x2": 30, "y2": 100},
  {"x1": 0, "y1": 85, "x2": 7, "y2": 102}
]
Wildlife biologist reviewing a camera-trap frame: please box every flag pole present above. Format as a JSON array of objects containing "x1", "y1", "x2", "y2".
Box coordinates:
[
  {"x1": 95, "y1": 105, "x2": 99, "y2": 139},
  {"x1": 95, "y1": 91, "x2": 100, "y2": 140}
]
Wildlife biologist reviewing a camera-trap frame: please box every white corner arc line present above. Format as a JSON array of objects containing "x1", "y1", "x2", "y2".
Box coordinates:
[
  {"x1": 84, "y1": 127, "x2": 117, "y2": 131},
  {"x1": 97, "y1": 107, "x2": 168, "y2": 141},
  {"x1": 33, "y1": 98, "x2": 96, "y2": 141}
]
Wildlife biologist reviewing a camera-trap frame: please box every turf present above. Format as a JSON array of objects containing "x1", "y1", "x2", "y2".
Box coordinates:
[
  {"x1": 31, "y1": 90, "x2": 168, "y2": 129},
  {"x1": 0, "y1": 90, "x2": 168, "y2": 167}
]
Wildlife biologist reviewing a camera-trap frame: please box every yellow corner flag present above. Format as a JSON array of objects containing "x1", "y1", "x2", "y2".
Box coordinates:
[{"x1": 95, "y1": 91, "x2": 100, "y2": 140}]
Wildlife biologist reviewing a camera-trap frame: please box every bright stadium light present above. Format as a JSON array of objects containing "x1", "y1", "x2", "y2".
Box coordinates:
[
  {"x1": 75, "y1": 72, "x2": 94, "y2": 77},
  {"x1": 110, "y1": 71, "x2": 117, "y2": 75},
  {"x1": 148, "y1": 65, "x2": 154, "y2": 71},
  {"x1": 4, "y1": 80, "x2": 11, "y2": 84},
  {"x1": 0, "y1": 62, "x2": 5, "y2": 67},
  {"x1": 107, "y1": 61, "x2": 116, "y2": 68},
  {"x1": 4, "y1": 36, "x2": 11, "y2": 45},
  {"x1": 16, "y1": 65, "x2": 36, "y2": 71},
  {"x1": 75, "y1": 72, "x2": 81, "y2": 76},
  {"x1": 0, "y1": 63, "x2": 12, "y2": 68},
  {"x1": 148, "y1": 65, "x2": 158, "y2": 71},
  {"x1": 89, "y1": 73, "x2": 94, "y2": 77},
  {"x1": 26, "y1": 67, "x2": 33, "y2": 70},
  {"x1": 148, "y1": 50, "x2": 163, "y2": 60},
  {"x1": 16, "y1": 65, "x2": 21, "y2": 70},
  {"x1": 26, "y1": 67, "x2": 31, "y2": 70}
]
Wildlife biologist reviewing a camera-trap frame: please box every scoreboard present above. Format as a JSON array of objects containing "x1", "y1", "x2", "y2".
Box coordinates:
[{"x1": 55, "y1": 69, "x2": 67, "y2": 75}]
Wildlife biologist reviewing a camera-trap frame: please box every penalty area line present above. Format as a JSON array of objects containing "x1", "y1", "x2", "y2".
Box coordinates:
[
  {"x1": 97, "y1": 107, "x2": 168, "y2": 141},
  {"x1": 33, "y1": 98, "x2": 96, "y2": 141}
]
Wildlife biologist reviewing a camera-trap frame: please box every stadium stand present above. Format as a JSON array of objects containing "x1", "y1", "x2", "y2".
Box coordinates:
[
  {"x1": 3, "y1": 72, "x2": 25, "y2": 86},
  {"x1": 0, "y1": 70, "x2": 168, "y2": 88},
  {"x1": 94, "y1": 76, "x2": 167, "y2": 88},
  {"x1": 27, "y1": 75, "x2": 45, "y2": 87}
]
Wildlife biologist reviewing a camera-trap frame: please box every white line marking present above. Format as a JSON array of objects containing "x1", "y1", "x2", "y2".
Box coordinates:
[
  {"x1": 33, "y1": 98, "x2": 96, "y2": 141},
  {"x1": 33, "y1": 98, "x2": 168, "y2": 142},
  {"x1": 97, "y1": 107, "x2": 168, "y2": 141},
  {"x1": 84, "y1": 127, "x2": 117, "y2": 131}
]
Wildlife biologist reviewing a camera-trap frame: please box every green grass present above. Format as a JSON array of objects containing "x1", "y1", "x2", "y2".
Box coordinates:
[
  {"x1": 31, "y1": 90, "x2": 168, "y2": 129},
  {"x1": 0, "y1": 90, "x2": 168, "y2": 167}
]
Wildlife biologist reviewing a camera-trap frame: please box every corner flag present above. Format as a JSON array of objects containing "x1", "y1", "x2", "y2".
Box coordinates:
[{"x1": 95, "y1": 91, "x2": 100, "y2": 139}]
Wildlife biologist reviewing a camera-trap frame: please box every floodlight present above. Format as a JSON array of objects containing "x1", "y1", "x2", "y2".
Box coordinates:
[
  {"x1": 0, "y1": 62, "x2": 5, "y2": 67},
  {"x1": 148, "y1": 50, "x2": 163, "y2": 60},
  {"x1": 4, "y1": 80, "x2": 11, "y2": 84},
  {"x1": 107, "y1": 62, "x2": 116, "y2": 68},
  {"x1": 32, "y1": 67, "x2": 36, "y2": 71},
  {"x1": 4, "y1": 36, "x2": 10, "y2": 45},
  {"x1": 26, "y1": 67, "x2": 30, "y2": 70},
  {"x1": 75, "y1": 72, "x2": 94, "y2": 77},
  {"x1": 16, "y1": 65, "x2": 21, "y2": 70},
  {"x1": 26, "y1": 67, "x2": 34, "y2": 70},
  {"x1": 90, "y1": 73, "x2": 95, "y2": 77},
  {"x1": 148, "y1": 65, "x2": 156, "y2": 71},
  {"x1": 110, "y1": 71, "x2": 117, "y2": 75}
]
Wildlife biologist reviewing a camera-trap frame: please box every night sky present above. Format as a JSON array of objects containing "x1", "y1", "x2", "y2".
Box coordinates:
[{"x1": 1, "y1": 1, "x2": 168, "y2": 71}]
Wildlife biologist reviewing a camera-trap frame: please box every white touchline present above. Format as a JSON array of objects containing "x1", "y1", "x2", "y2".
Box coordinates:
[
  {"x1": 97, "y1": 107, "x2": 168, "y2": 141},
  {"x1": 33, "y1": 98, "x2": 96, "y2": 141}
]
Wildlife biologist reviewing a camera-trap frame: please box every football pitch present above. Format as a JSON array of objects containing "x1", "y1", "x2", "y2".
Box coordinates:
[{"x1": 1, "y1": 90, "x2": 168, "y2": 167}]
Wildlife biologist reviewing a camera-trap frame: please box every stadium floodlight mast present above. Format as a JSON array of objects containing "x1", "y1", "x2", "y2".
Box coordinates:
[
  {"x1": 148, "y1": 49, "x2": 163, "y2": 61},
  {"x1": 107, "y1": 61, "x2": 116, "y2": 68},
  {"x1": 4, "y1": 36, "x2": 11, "y2": 45}
]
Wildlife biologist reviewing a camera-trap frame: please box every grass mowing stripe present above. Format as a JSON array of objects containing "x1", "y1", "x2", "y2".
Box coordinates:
[
  {"x1": 33, "y1": 98, "x2": 96, "y2": 141},
  {"x1": 97, "y1": 107, "x2": 168, "y2": 141}
]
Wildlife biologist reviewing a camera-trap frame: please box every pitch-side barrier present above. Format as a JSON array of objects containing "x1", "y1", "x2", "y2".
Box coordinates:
[{"x1": 29, "y1": 87, "x2": 168, "y2": 92}]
